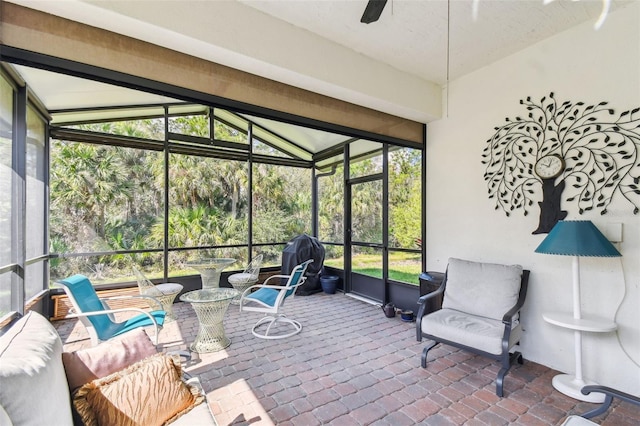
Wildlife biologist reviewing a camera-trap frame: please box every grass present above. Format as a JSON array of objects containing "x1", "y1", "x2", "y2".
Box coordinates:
[
  {"x1": 324, "y1": 251, "x2": 421, "y2": 285},
  {"x1": 71, "y1": 252, "x2": 421, "y2": 286}
]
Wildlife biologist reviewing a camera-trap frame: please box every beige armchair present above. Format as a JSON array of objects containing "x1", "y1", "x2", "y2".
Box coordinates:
[{"x1": 416, "y1": 258, "x2": 530, "y2": 397}]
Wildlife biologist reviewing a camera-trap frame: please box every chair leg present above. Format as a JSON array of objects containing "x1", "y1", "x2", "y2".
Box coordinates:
[
  {"x1": 496, "y1": 351, "x2": 523, "y2": 397},
  {"x1": 252, "y1": 314, "x2": 302, "y2": 340},
  {"x1": 421, "y1": 341, "x2": 438, "y2": 368}
]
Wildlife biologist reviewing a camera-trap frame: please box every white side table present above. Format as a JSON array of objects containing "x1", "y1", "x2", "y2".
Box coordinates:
[
  {"x1": 185, "y1": 258, "x2": 236, "y2": 289},
  {"x1": 543, "y1": 312, "x2": 617, "y2": 403},
  {"x1": 180, "y1": 288, "x2": 239, "y2": 353}
]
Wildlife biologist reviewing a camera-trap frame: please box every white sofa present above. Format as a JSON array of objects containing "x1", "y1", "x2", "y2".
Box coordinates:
[{"x1": 0, "y1": 311, "x2": 217, "y2": 425}]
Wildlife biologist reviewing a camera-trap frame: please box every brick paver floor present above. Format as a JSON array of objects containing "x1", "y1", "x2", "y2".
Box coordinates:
[{"x1": 54, "y1": 291, "x2": 639, "y2": 426}]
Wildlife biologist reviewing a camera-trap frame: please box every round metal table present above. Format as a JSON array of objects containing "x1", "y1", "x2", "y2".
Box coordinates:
[{"x1": 180, "y1": 288, "x2": 240, "y2": 353}]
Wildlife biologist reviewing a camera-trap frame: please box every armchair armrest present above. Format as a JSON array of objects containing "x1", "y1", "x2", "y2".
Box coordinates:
[
  {"x1": 262, "y1": 275, "x2": 292, "y2": 285},
  {"x1": 501, "y1": 270, "x2": 530, "y2": 325},
  {"x1": 254, "y1": 274, "x2": 307, "y2": 291},
  {"x1": 65, "y1": 306, "x2": 163, "y2": 344},
  {"x1": 241, "y1": 283, "x2": 288, "y2": 297},
  {"x1": 65, "y1": 306, "x2": 161, "y2": 324},
  {"x1": 416, "y1": 279, "x2": 445, "y2": 315},
  {"x1": 238, "y1": 274, "x2": 293, "y2": 295},
  {"x1": 102, "y1": 294, "x2": 164, "y2": 311},
  {"x1": 580, "y1": 385, "x2": 640, "y2": 419},
  {"x1": 501, "y1": 301, "x2": 522, "y2": 326},
  {"x1": 416, "y1": 279, "x2": 446, "y2": 342},
  {"x1": 416, "y1": 287, "x2": 444, "y2": 307},
  {"x1": 240, "y1": 279, "x2": 308, "y2": 297}
]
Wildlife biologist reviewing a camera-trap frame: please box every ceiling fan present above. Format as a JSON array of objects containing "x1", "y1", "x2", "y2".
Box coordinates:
[{"x1": 361, "y1": 0, "x2": 388, "y2": 24}]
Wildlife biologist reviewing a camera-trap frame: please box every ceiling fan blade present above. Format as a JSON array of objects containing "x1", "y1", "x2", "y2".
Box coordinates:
[{"x1": 361, "y1": 0, "x2": 388, "y2": 24}]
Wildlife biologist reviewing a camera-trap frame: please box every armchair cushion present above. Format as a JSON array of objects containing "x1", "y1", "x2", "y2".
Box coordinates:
[
  {"x1": 73, "y1": 353, "x2": 204, "y2": 426},
  {"x1": 421, "y1": 308, "x2": 522, "y2": 355},
  {"x1": 442, "y1": 258, "x2": 523, "y2": 320},
  {"x1": 62, "y1": 328, "x2": 157, "y2": 391}
]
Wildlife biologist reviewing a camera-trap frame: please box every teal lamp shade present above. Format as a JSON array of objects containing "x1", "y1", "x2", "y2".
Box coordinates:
[{"x1": 535, "y1": 220, "x2": 621, "y2": 257}]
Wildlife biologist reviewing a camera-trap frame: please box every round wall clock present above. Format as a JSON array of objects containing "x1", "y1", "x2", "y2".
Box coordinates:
[{"x1": 534, "y1": 154, "x2": 565, "y2": 179}]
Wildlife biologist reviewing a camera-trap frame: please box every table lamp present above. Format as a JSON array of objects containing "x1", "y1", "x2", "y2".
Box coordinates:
[{"x1": 535, "y1": 220, "x2": 621, "y2": 402}]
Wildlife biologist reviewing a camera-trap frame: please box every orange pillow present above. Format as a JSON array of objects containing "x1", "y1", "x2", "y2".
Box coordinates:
[
  {"x1": 62, "y1": 328, "x2": 157, "y2": 391},
  {"x1": 72, "y1": 354, "x2": 203, "y2": 426}
]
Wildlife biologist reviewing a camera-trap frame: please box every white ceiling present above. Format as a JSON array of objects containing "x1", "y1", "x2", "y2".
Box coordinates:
[
  {"x1": 6, "y1": 0, "x2": 635, "y2": 123},
  {"x1": 238, "y1": 0, "x2": 622, "y2": 84}
]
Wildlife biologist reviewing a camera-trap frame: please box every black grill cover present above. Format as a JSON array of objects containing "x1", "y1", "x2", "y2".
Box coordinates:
[{"x1": 282, "y1": 234, "x2": 325, "y2": 295}]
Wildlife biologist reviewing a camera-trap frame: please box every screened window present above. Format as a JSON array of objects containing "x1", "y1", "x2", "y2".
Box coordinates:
[
  {"x1": 318, "y1": 164, "x2": 344, "y2": 244},
  {"x1": 75, "y1": 119, "x2": 165, "y2": 140},
  {"x1": 25, "y1": 105, "x2": 47, "y2": 299},
  {"x1": 167, "y1": 153, "x2": 247, "y2": 251},
  {"x1": 388, "y1": 147, "x2": 422, "y2": 249},
  {"x1": 0, "y1": 75, "x2": 13, "y2": 268},
  {"x1": 388, "y1": 147, "x2": 422, "y2": 285},
  {"x1": 351, "y1": 180, "x2": 383, "y2": 244},
  {"x1": 169, "y1": 113, "x2": 209, "y2": 138},
  {"x1": 318, "y1": 163, "x2": 345, "y2": 269},
  {"x1": 252, "y1": 163, "x2": 311, "y2": 264},
  {"x1": 214, "y1": 119, "x2": 247, "y2": 144},
  {"x1": 49, "y1": 141, "x2": 164, "y2": 282},
  {"x1": 351, "y1": 246, "x2": 383, "y2": 279},
  {"x1": 349, "y1": 141, "x2": 383, "y2": 178},
  {"x1": 0, "y1": 73, "x2": 14, "y2": 317}
]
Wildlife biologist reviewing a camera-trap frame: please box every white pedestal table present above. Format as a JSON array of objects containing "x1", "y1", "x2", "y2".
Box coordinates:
[{"x1": 180, "y1": 288, "x2": 240, "y2": 353}]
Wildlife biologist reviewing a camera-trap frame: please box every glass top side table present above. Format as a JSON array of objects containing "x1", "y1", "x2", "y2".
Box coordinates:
[
  {"x1": 185, "y1": 258, "x2": 236, "y2": 289},
  {"x1": 180, "y1": 288, "x2": 240, "y2": 353}
]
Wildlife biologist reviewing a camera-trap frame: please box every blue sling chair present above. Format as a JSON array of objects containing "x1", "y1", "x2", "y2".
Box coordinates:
[
  {"x1": 57, "y1": 274, "x2": 166, "y2": 346},
  {"x1": 239, "y1": 259, "x2": 313, "y2": 339}
]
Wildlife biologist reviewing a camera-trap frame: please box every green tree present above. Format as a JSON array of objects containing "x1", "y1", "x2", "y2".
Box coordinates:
[
  {"x1": 389, "y1": 148, "x2": 422, "y2": 248},
  {"x1": 50, "y1": 142, "x2": 130, "y2": 243},
  {"x1": 318, "y1": 165, "x2": 344, "y2": 243}
]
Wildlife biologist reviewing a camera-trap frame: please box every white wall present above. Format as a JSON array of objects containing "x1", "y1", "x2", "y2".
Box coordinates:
[{"x1": 426, "y1": 3, "x2": 640, "y2": 394}]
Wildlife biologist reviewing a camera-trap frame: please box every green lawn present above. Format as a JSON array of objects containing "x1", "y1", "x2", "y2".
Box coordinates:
[
  {"x1": 79, "y1": 252, "x2": 421, "y2": 287},
  {"x1": 324, "y1": 251, "x2": 421, "y2": 285}
]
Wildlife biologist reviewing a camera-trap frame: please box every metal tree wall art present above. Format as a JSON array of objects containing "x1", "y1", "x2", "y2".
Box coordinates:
[{"x1": 482, "y1": 92, "x2": 640, "y2": 234}]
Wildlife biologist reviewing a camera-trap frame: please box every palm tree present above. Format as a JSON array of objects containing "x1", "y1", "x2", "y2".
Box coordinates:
[
  {"x1": 50, "y1": 142, "x2": 130, "y2": 241},
  {"x1": 217, "y1": 160, "x2": 248, "y2": 219}
]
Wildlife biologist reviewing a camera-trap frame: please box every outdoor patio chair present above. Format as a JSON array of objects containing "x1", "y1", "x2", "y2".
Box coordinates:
[
  {"x1": 416, "y1": 257, "x2": 530, "y2": 397},
  {"x1": 57, "y1": 274, "x2": 166, "y2": 346},
  {"x1": 228, "y1": 254, "x2": 263, "y2": 303},
  {"x1": 561, "y1": 385, "x2": 640, "y2": 425},
  {"x1": 132, "y1": 266, "x2": 183, "y2": 321},
  {"x1": 238, "y1": 259, "x2": 313, "y2": 339}
]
